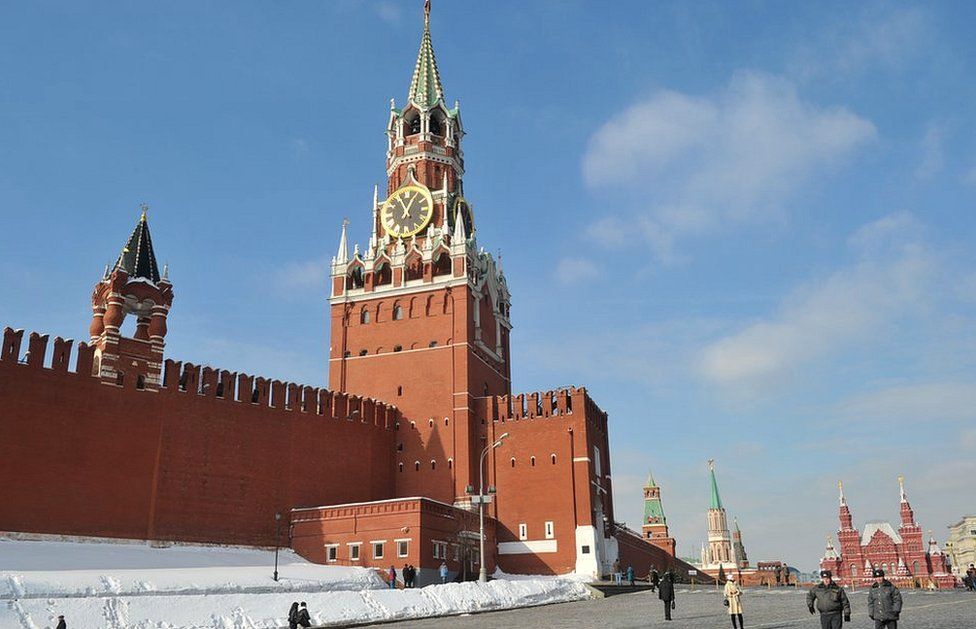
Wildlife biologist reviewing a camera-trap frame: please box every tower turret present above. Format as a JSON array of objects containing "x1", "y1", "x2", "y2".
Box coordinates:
[
  {"x1": 89, "y1": 208, "x2": 173, "y2": 390},
  {"x1": 641, "y1": 470, "x2": 676, "y2": 556},
  {"x1": 703, "y1": 459, "x2": 734, "y2": 569}
]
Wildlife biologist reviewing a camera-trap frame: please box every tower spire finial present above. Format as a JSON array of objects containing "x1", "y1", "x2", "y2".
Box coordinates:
[
  {"x1": 140, "y1": 203, "x2": 148, "y2": 222},
  {"x1": 898, "y1": 474, "x2": 906, "y2": 501},
  {"x1": 408, "y1": 0, "x2": 444, "y2": 109},
  {"x1": 424, "y1": 0, "x2": 431, "y2": 27},
  {"x1": 838, "y1": 479, "x2": 846, "y2": 505}
]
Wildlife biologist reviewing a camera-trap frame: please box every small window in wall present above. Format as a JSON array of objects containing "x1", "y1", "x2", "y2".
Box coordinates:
[
  {"x1": 373, "y1": 542, "x2": 384, "y2": 559},
  {"x1": 393, "y1": 305, "x2": 404, "y2": 320},
  {"x1": 359, "y1": 349, "x2": 368, "y2": 356},
  {"x1": 428, "y1": 418, "x2": 434, "y2": 427},
  {"x1": 397, "y1": 540, "x2": 409, "y2": 557},
  {"x1": 415, "y1": 461, "x2": 420, "y2": 471},
  {"x1": 429, "y1": 341, "x2": 438, "y2": 348},
  {"x1": 398, "y1": 462, "x2": 404, "y2": 472},
  {"x1": 432, "y1": 541, "x2": 448, "y2": 559},
  {"x1": 545, "y1": 521, "x2": 554, "y2": 539},
  {"x1": 326, "y1": 545, "x2": 338, "y2": 562},
  {"x1": 393, "y1": 345, "x2": 403, "y2": 352},
  {"x1": 531, "y1": 456, "x2": 536, "y2": 467},
  {"x1": 551, "y1": 454, "x2": 557, "y2": 465},
  {"x1": 518, "y1": 523, "x2": 527, "y2": 541},
  {"x1": 447, "y1": 458, "x2": 453, "y2": 469},
  {"x1": 431, "y1": 460, "x2": 436, "y2": 470},
  {"x1": 349, "y1": 544, "x2": 361, "y2": 561},
  {"x1": 398, "y1": 386, "x2": 403, "y2": 396},
  {"x1": 360, "y1": 310, "x2": 370, "y2": 324},
  {"x1": 136, "y1": 374, "x2": 146, "y2": 390},
  {"x1": 581, "y1": 545, "x2": 591, "y2": 555},
  {"x1": 510, "y1": 457, "x2": 516, "y2": 468},
  {"x1": 344, "y1": 351, "x2": 351, "y2": 358}
]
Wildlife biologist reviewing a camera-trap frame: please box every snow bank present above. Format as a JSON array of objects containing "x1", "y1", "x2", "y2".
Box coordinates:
[{"x1": 1, "y1": 538, "x2": 590, "y2": 628}]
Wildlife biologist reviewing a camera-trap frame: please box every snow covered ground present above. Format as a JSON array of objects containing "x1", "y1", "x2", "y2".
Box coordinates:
[{"x1": 0, "y1": 537, "x2": 590, "y2": 628}]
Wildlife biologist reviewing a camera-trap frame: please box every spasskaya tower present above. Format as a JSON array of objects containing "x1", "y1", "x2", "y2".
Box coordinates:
[{"x1": 328, "y1": 1, "x2": 512, "y2": 505}]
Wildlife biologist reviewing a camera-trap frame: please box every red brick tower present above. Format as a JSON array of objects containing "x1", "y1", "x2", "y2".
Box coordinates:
[
  {"x1": 89, "y1": 209, "x2": 173, "y2": 390},
  {"x1": 328, "y1": 2, "x2": 512, "y2": 505},
  {"x1": 641, "y1": 471, "x2": 676, "y2": 556},
  {"x1": 835, "y1": 480, "x2": 865, "y2": 582},
  {"x1": 897, "y1": 476, "x2": 927, "y2": 578}
]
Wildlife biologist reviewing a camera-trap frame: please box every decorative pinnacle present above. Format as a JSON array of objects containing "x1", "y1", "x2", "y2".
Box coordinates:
[
  {"x1": 898, "y1": 474, "x2": 906, "y2": 501},
  {"x1": 140, "y1": 203, "x2": 149, "y2": 222},
  {"x1": 424, "y1": 0, "x2": 430, "y2": 26},
  {"x1": 838, "y1": 480, "x2": 846, "y2": 505}
]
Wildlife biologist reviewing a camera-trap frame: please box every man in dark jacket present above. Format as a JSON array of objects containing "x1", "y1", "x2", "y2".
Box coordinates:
[
  {"x1": 55, "y1": 616, "x2": 66, "y2": 629},
  {"x1": 296, "y1": 602, "x2": 311, "y2": 628},
  {"x1": 658, "y1": 570, "x2": 676, "y2": 621},
  {"x1": 806, "y1": 570, "x2": 851, "y2": 628},
  {"x1": 966, "y1": 564, "x2": 976, "y2": 591},
  {"x1": 867, "y1": 569, "x2": 902, "y2": 628},
  {"x1": 649, "y1": 568, "x2": 660, "y2": 592}
]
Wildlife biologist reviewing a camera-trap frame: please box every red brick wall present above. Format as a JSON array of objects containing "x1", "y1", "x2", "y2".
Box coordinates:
[
  {"x1": 0, "y1": 329, "x2": 396, "y2": 546},
  {"x1": 616, "y1": 528, "x2": 712, "y2": 583}
]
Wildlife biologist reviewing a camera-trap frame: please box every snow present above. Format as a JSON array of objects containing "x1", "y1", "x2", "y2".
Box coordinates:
[{"x1": 1, "y1": 537, "x2": 590, "y2": 628}]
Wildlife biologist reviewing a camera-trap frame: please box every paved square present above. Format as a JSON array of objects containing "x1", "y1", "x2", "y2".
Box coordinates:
[{"x1": 366, "y1": 587, "x2": 976, "y2": 629}]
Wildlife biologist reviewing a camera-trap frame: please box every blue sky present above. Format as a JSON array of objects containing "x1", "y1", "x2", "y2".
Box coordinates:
[{"x1": 2, "y1": 1, "x2": 975, "y2": 570}]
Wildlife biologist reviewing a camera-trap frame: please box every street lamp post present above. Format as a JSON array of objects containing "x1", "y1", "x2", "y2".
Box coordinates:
[
  {"x1": 273, "y1": 511, "x2": 282, "y2": 582},
  {"x1": 478, "y1": 432, "x2": 509, "y2": 584}
]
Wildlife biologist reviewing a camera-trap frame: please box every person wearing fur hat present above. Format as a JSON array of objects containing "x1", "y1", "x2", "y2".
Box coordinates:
[
  {"x1": 867, "y1": 568, "x2": 902, "y2": 629},
  {"x1": 806, "y1": 570, "x2": 851, "y2": 628}
]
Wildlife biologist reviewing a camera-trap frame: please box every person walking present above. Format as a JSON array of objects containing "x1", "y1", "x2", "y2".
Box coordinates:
[
  {"x1": 966, "y1": 564, "x2": 976, "y2": 592},
  {"x1": 387, "y1": 565, "x2": 397, "y2": 589},
  {"x1": 649, "y1": 567, "x2": 660, "y2": 592},
  {"x1": 439, "y1": 561, "x2": 449, "y2": 584},
  {"x1": 806, "y1": 570, "x2": 851, "y2": 629},
  {"x1": 296, "y1": 602, "x2": 312, "y2": 628},
  {"x1": 867, "y1": 569, "x2": 902, "y2": 629},
  {"x1": 402, "y1": 563, "x2": 411, "y2": 588},
  {"x1": 658, "y1": 570, "x2": 676, "y2": 621},
  {"x1": 626, "y1": 565, "x2": 635, "y2": 586},
  {"x1": 55, "y1": 616, "x2": 66, "y2": 629},
  {"x1": 612, "y1": 558, "x2": 622, "y2": 585},
  {"x1": 287, "y1": 602, "x2": 299, "y2": 629},
  {"x1": 724, "y1": 573, "x2": 744, "y2": 628}
]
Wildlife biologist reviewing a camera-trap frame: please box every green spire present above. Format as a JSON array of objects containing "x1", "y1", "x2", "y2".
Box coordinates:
[
  {"x1": 708, "y1": 459, "x2": 723, "y2": 510},
  {"x1": 407, "y1": 0, "x2": 445, "y2": 109},
  {"x1": 646, "y1": 470, "x2": 657, "y2": 487}
]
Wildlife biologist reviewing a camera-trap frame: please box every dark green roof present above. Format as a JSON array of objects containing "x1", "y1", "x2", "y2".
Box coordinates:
[
  {"x1": 407, "y1": 8, "x2": 444, "y2": 109},
  {"x1": 709, "y1": 463, "x2": 723, "y2": 510},
  {"x1": 114, "y1": 210, "x2": 160, "y2": 283}
]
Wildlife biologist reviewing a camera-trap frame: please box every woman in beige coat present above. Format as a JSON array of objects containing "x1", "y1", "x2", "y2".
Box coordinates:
[{"x1": 724, "y1": 573, "x2": 744, "y2": 628}]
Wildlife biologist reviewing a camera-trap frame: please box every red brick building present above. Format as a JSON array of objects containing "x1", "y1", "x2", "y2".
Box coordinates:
[
  {"x1": 0, "y1": 4, "x2": 685, "y2": 584},
  {"x1": 820, "y1": 478, "x2": 954, "y2": 589}
]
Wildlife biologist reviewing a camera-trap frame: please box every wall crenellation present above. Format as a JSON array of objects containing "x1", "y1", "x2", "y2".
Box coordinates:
[
  {"x1": 2, "y1": 326, "x2": 399, "y2": 430},
  {"x1": 489, "y1": 386, "x2": 594, "y2": 421}
]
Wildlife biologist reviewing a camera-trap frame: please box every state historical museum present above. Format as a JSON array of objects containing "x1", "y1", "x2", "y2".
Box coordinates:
[{"x1": 0, "y1": 5, "x2": 691, "y2": 584}]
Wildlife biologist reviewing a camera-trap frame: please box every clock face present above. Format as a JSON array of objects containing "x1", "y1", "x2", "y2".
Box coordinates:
[{"x1": 380, "y1": 185, "x2": 434, "y2": 238}]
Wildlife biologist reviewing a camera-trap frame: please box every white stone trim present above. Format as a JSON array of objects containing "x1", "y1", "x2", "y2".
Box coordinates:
[{"x1": 499, "y1": 540, "x2": 557, "y2": 555}]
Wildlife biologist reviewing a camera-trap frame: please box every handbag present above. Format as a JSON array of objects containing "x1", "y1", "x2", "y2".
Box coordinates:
[
  {"x1": 671, "y1": 601, "x2": 676, "y2": 610},
  {"x1": 724, "y1": 599, "x2": 730, "y2": 607}
]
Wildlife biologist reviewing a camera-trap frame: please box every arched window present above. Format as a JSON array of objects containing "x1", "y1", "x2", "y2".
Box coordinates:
[
  {"x1": 347, "y1": 266, "x2": 364, "y2": 289},
  {"x1": 428, "y1": 418, "x2": 434, "y2": 427},
  {"x1": 359, "y1": 349, "x2": 368, "y2": 357},
  {"x1": 429, "y1": 113, "x2": 444, "y2": 136},
  {"x1": 406, "y1": 114, "x2": 421, "y2": 135},
  {"x1": 433, "y1": 253, "x2": 451, "y2": 277},
  {"x1": 136, "y1": 374, "x2": 146, "y2": 390},
  {"x1": 444, "y1": 417, "x2": 449, "y2": 426},
  {"x1": 429, "y1": 341, "x2": 438, "y2": 348},
  {"x1": 510, "y1": 457, "x2": 516, "y2": 468},
  {"x1": 405, "y1": 258, "x2": 423, "y2": 282},
  {"x1": 360, "y1": 309, "x2": 370, "y2": 324},
  {"x1": 851, "y1": 565, "x2": 857, "y2": 576},
  {"x1": 448, "y1": 458, "x2": 453, "y2": 469},
  {"x1": 551, "y1": 454, "x2": 557, "y2": 465},
  {"x1": 431, "y1": 460, "x2": 436, "y2": 470},
  {"x1": 374, "y1": 263, "x2": 392, "y2": 286},
  {"x1": 399, "y1": 462, "x2": 404, "y2": 472},
  {"x1": 393, "y1": 304, "x2": 404, "y2": 320},
  {"x1": 531, "y1": 456, "x2": 536, "y2": 467},
  {"x1": 397, "y1": 386, "x2": 403, "y2": 396},
  {"x1": 116, "y1": 371, "x2": 125, "y2": 386},
  {"x1": 394, "y1": 345, "x2": 403, "y2": 352},
  {"x1": 414, "y1": 461, "x2": 420, "y2": 471}
]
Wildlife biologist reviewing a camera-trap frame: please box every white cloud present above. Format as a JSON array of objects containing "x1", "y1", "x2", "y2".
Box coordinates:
[
  {"x1": 554, "y1": 257, "x2": 598, "y2": 286},
  {"x1": 699, "y1": 213, "x2": 933, "y2": 392},
  {"x1": 791, "y1": 7, "x2": 932, "y2": 80},
  {"x1": 273, "y1": 257, "x2": 330, "y2": 293},
  {"x1": 582, "y1": 72, "x2": 876, "y2": 260},
  {"x1": 914, "y1": 122, "x2": 945, "y2": 180},
  {"x1": 838, "y1": 381, "x2": 976, "y2": 424}
]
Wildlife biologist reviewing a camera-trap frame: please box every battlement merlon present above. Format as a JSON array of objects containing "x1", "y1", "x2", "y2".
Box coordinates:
[
  {"x1": 1, "y1": 326, "x2": 401, "y2": 430},
  {"x1": 485, "y1": 386, "x2": 608, "y2": 425}
]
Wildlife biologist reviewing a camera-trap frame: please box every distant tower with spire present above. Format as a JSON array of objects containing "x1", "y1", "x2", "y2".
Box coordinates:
[
  {"x1": 700, "y1": 459, "x2": 739, "y2": 571},
  {"x1": 88, "y1": 208, "x2": 173, "y2": 390},
  {"x1": 641, "y1": 470, "x2": 676, "y2": 556}
]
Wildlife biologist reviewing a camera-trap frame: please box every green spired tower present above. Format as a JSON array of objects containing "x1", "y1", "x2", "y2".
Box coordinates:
[{"x1": 642, "y1": 471, "x2": 676, "y2": 556}]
